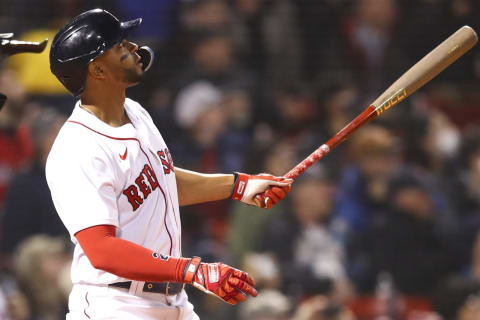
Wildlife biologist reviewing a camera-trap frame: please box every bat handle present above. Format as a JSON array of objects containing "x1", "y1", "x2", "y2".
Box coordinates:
[
  {"x1": 284, "y1": 144, "x2": 331, "y2": 180},
  {"x1": 254, "y1": 143, "x2": 331, "y2": 208}
]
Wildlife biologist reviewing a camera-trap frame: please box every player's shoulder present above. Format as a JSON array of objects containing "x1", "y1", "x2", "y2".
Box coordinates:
[
  {"x1": 46, "y1": 120, "x2": 114, "y2": 185},
  {"x1": 53, "y1": 116, "x2": 99, "y2": 147},
  {"x1": 47, "y1": 113, "x2": 108, "y2": 165}
]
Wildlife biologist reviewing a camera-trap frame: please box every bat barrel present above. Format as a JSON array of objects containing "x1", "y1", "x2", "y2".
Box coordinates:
[{"x1": 371, "y1": 26, "x2": 478, "y2": 109}]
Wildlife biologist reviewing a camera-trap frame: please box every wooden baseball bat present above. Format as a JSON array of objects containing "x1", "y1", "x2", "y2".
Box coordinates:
[
  {"x1": 258, "y1": 25, "x2": 478, "y2": 207},
  {"x1": 0, "y1": 33, "x2": 48, "y2": 56}
]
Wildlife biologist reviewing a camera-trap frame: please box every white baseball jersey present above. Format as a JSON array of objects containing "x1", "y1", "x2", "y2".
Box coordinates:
[{"x1": 46, "y1": 98, "x2": 182, "y2": 285}]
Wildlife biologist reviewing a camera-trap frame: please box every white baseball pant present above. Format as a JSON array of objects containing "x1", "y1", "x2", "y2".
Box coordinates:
[{"x1": 66, "y1": 282, "x2": 199, "y2": 320}]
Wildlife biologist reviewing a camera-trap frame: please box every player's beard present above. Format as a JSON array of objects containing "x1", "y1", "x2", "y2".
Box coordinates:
[{"x1": 122, "y1": 66, "x2": 144, "y2": 85}]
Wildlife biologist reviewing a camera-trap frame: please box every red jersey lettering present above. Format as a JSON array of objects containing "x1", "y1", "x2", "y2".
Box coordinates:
[
  {"x1": 123, "y1": 185, "x2": 143, "y2": 211},
  {"x1": 143, "y1": 164, "x2": 159, "y2": 189},
  {"x1": 135, "y1": 174, "x2": 151, "y2": 199},
  {"x1": 123, "y1": 164, "x2": 159, "y2": 210},
  {"x1": 157, "y1": 149, "x2": 174, "y2": 174}
]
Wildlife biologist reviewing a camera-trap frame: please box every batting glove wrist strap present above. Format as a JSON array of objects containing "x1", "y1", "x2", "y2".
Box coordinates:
[
  {"x1": 231, "y1": 172, "x2": 248, "y2": 201},
  {"x1": 183, "y1": 256, "x2": 201, "y2": 283}
]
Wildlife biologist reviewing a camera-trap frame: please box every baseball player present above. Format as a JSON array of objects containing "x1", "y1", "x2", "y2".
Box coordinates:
[{"x1": 46, "y1": 9, "x2": 292, "y2": 320}]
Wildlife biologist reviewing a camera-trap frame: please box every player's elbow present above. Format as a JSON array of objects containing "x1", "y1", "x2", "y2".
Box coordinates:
[
  {"x1": 75, "y1": 225, "x2": 119, "y2": 272},
  {"x1": 82, "y1": 241, "x2": 115, "y2": 271},
  {"x1": 87, "y1": 253, "x2": 111, "y2": 271}
]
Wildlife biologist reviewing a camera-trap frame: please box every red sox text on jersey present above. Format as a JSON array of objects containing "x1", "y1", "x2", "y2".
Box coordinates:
[{"x1": 122, "y1": 148, "x2": 174, "y2": 211}]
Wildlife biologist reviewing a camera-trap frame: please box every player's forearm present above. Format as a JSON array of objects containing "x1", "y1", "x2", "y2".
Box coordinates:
[
  {"x1": 175, "y1": 167, "x2": 234, "y2": 206},
  {"x1": 75, "y1": 225, "x2": 189, "y2": 283}
]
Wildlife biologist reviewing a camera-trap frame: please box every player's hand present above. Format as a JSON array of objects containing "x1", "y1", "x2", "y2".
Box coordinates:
[
  {"x1": 232, "y1": 172, "x2": 292, "y2": 209},
  {"x1": 183, "y1": 257, "x2": 257, "y2": 305}
]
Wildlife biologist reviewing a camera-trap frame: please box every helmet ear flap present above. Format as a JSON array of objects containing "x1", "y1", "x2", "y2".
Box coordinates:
[{"x1": 137, "y1": 46, "x2": 154, "y2": 72}]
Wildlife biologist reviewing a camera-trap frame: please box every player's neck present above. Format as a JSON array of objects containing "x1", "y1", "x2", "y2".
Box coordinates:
[{"x1": 80, "y1": 90, "x2": 130, "y2": 127}]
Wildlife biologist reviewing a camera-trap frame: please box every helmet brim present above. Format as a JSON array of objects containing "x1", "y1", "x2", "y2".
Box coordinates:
[{"x1": 120, "y1": 18, "x2": 142, "y2": 39}]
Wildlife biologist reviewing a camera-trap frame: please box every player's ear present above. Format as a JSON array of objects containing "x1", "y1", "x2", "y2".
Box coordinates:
[{"x1": 88, "y1": 61, "x2": 106, "y2": 79}]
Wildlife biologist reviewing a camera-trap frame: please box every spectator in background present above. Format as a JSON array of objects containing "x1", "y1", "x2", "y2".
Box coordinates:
[
  {"x1": 349, "y1": 170, "x2": 460, "y2": 297},
  {"x1": 231, "y1": 0, "x2": 303, "y2": 88},
  {"x1": 243, "y1": 83, "x2": 333, "y2": 173},
  {"x1": 265, "y1": 84, "x2": 333, "y2": 160},
  {"x1": 180, "y1": 0, "x2": 302, "y2": 89},
  {"x1": 315, "y1": 0, "x2": 409, "y2": 114},
  {"x1": 399, "y1": 0, "x2": 479, "y2": 85},
  {"x1": 444, "y1": 0, "x2": 479, "y2": 83},
  {"x1": 414, "y1": 107, "x2": 461, "y2": 173},
  {"x1": 167, "y1": 0, "x2": 233, "y2": 88},
  {"x1": 292, "y1": 295, "x2": 356, "y2": 320},
  {"x1": 161, "y1": 26, "x2": 257, "y2": 146},
  {"x1": 171, "y1": 81, "x2": 251, "y2": 266},
  {"x1": 260, "y1": 164, "x2": 352, "y2": 302},
  {"x1": 239, "y1": 288, "x2": 291, "y2": 320},
  {"x1": 1, "y1": 107, "x2": 68, "y2": 265},
  {"x1": 335, "y1": 125, "x2": 400, "y2": 238},
  {"x1": 292, "y1": 0, "x2": 348, "y2": 81},
  {"x1": 14, "y1": 235, "x2": 71, "y2": 320},
  {"x1": 173, "y1": 81, "x2": 250, "y2": 173},
  {"x1": 7, "y1": 0, "x2": 80, "y2": 34},
  {"x1": 399, "y1": 0, "x2": 450, "y2": 68},
  {"x1": 472, "y1": 232, "x2": 480, "y2": 281},
  {"x1": 0, "y1": 273, "x2": 30, "y2": 320},
  {"x1": 180, "y1": 0, "x2": 231, "y2": 31},
  {"x1": 448, "y1": 126, "x2": 480, "y2": 269},
  {"x1": 6, "y1": 0, "x2": 115, "y2": 35},
  {"x1": 0, "y1": 67, "x2": 32, "y2": 210},
  {"x1": 228, "y1": 139, "x2": 297, "y2": 265},
  {"x1": 270, "y1": 84, "x2": 320, "y2": 137},
  {"x1": 434, "y1": 278, "x2": 480, "y2": 320},
  {"x1": 173, "y1": 28, "x2": 254, "y2": 96}
]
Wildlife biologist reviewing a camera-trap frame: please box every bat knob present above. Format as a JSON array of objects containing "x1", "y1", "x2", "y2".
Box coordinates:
[
  {"x1": 36, "y1": 39, "x2": 49, "y2": 53},
  {"x1": 254, "y1": 194, "x2": 266, "y2": 208},
  {"x1": 0, "y1": 33, "x2": 13, "y2": 40}
]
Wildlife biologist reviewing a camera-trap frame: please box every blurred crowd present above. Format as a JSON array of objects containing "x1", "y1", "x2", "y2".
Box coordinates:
[{"x1": 1, "y1": 0, "x2": 480, "y2": 319}]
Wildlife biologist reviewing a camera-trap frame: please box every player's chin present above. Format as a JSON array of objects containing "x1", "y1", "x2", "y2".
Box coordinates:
[{"x1": 124, "y1": 69, "x2": 145, "y2": 86}]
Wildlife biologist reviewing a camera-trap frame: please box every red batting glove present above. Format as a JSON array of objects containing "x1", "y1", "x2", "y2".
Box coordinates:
[
  {"x1": 183, "y1": 257, "x2": 257, "y2": 305},
  {"x1": 232, "y1": 172, "x2": 292, "y2": 209},
  {"x1": 263, "y1": 184, "x2": 292, "y2": 209}
]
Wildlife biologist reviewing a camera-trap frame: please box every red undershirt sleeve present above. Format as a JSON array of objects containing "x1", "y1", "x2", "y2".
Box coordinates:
[{"x1": 74, "y1": 224, "x2": 189, "y2": 283}]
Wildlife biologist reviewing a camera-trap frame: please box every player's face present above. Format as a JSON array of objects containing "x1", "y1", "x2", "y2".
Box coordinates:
[{"x1": 101, "y1": 40, "x2": 145, "y2": 87}]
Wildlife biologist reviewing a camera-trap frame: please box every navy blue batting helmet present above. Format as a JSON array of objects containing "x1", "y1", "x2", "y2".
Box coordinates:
[{"x1": 50, "y1": 9, "x2": 153, "y2": 96}]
